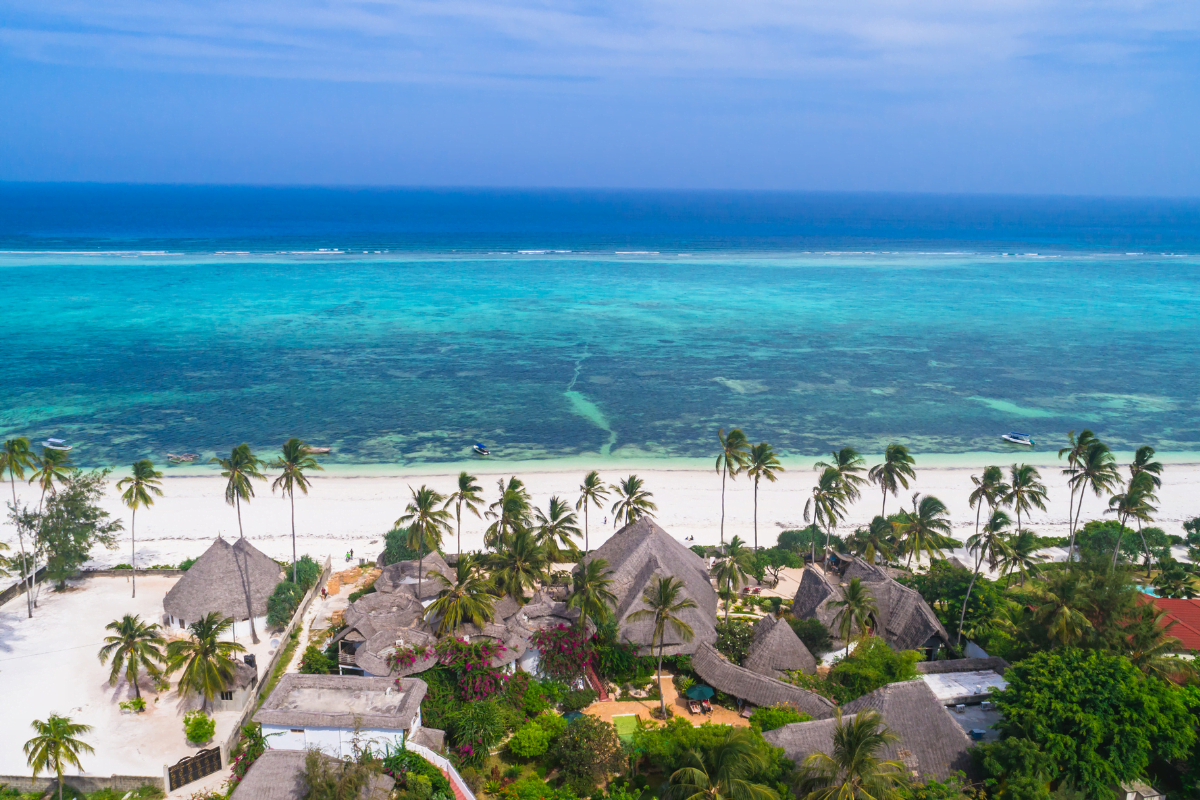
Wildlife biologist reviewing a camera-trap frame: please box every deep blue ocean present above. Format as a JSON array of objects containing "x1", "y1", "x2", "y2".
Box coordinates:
[{"x1": 2, "y1": 184, "x2": 1198, "y2": 466}]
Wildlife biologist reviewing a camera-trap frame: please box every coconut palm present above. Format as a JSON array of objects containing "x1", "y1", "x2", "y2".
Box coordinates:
[
  {"x1": 211, "y1": 443, "x2": 266, "y2": 540},
  {"x1": 575, "y1": 470, "x2": 609, "y2": 553},
  {"x1": 1002, "y1": 464, "x2": 1048, "y2": 534},
  {"x1": 24, "y1": 715, "x2": 94, "y2": 800},
  {"x1": 714, "y1": 536, "x2": 755, "y2": 622},
  {"x1": 395, "y1": 485, "x2": 452, "y2": 597},
  {"x1": 534, "y1": 496, "x2": 581, "y2": 562},
  {"x1": 848, "y1": 516, "x2": 895, "y2": 566},
  {"x1": 2, "y1": 436, "x2": 36, "y2": 617},
  {"x1": 1124, "y1": 603, "x2": 1195, "y2": 680},
  {"x1": 611, "y1": 474, "x2": 657, "y2": 527},
  {"x1": 715, "y1": 428, "x2": 751, "y2": 545},
  {"x1": 828, "y1": 577, "x2": 878, "y2": 656},
  {"x1": 97, "y1": 614, "x2": 166, "y2": 700},
  {"x1": 804, "y1": 467, "x2": 847, "y2": 572},
  {"x1": 1059, "y1": 429, "x2": 1097, "y2": 536},
  {"x1": 165, "y1": 613, "x2": 247, "y2": 712},
  {"x1": 116, "y1": 459, "x2": 163, "y2": 599},
  {"x1": 1000, "y1": 529, "x2": 1044, "y2": 587},
  {"x1": 967, "y1": 466, "x2": 1007, "y2": 547},
  {"x1": 444, "y1": 471, "x2": 484, "y2": 558},
  {"x1": 271, "y1": 438, "x2": 323, "y2": 584},
  {"x1": 424, "y1": 555, "x2": 495, "y2": 636},
  {"x1": 868, "y1": 444, "x2": 916, "y2": 518},
  {"x1": 1129, "y1": 445, "x2": 1164, "y2": 488},
  {"x1": 956, "y1": 509, "x2": 1013, "y2": 647},
  {"x1": 1066, "y1": 439, "x2": 1119, "y2": 560},
  {"x1": 815, "y1": 447, "x2": 868, "y2": 504},
  {"x1": 489, "y1": 528, "x2": 548, "y2": 602},
  {"x1": 486, "y1": 476, "x2": 532, "y2": 549},
  {"x1": 1107, "y1": 472, "x2": 1158, "y2": 570},
  {"x1": 668, "y1": 726, "x2": 779, "y2": 800},
  {"x1": 1028, "y1": 571, "x2": 1092, "y2": 647},
  {"x1": 896, "y1": 493, "x2": 954, "y2": 569},
  {"x1": 746, "y1": 442, "x2": 783, "y2": 551},
  {"x1": 567, "y1": 557, "x2": 618, "y2": 631},
  {"x1": 627, "y1": 576, "x2": 697, "y2": 718},
  {"x1": 795, "y1": 710, "x2": 906, "y2": 800}
]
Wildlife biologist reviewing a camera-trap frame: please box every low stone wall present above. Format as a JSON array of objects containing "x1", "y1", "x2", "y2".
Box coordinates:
[
  {"x1": 82, "y1": 568, "x2": 185, "y2": 578},
  {"x1": 0, "y1": 566, "x2": 47, "y2": 609},
  {"x1": 0, "y1": 774, "x2": 162, "y2": 794}
]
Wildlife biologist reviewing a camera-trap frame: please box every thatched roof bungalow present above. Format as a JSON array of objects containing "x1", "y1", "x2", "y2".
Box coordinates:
[
  {"x1": 743, "y1": 615, "x2": 817, "y2": 678},
  {"x1": 692, "y1": 642, "x2": 835, "y2": 719},
  {"x1": 162, "y1": 536, "x2": 283, "y2": 640}
]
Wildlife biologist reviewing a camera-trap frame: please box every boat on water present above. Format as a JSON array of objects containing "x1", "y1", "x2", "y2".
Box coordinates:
[
  {"x1": 1002, "y1": 432, "x2": 1034, "y2": 446},
  {"x1": 43, "y1": 438, "x2": 72, "y2": 451},
  {"x1": 304, "y1": 446, "x2": 332, "y2": 454},
  {"x1": 167, "y1": 452, "x2": 199, "y2": 463},
  {"x1": 473, "y1": 442, "x2": 490, "y2": 456}
]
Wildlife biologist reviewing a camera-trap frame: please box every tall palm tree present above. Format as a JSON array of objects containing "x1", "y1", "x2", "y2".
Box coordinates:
[
  {"x1": 897, "y1": 493, "x2": 954, "y2": 569},
  {"x1": 486, "y1": 476, "x2": 532, "y2": 549},
  {"x1": 611, "y1": 474, "x2": 657, "y2": 527},
  {"x1": 116, "y1": 459, "x2": 163, "y2": 599},
  {"x1": 26, "y1": 446, "x2": 75, "y2": 608},
  {"x1": 804, "y1": 467, "x2": 847, "y2": 571},
  {"x1": 1066, "y1": 439, "x2": 1119, "y2": 560},
  {"x1": 165, "y1": 613, "x2": 247, "y2": 712},
  {"x1": 1059, "y1": 429, "x2": 1097, "y2": 542},
  {"x1": 828, "y1": 577, "x2": 878, "y2": 656},
  {"x1": 534, "y1": 496, "x2": 581, "y2": 562},
  {"x1": 669, "y1": 727, "x2": 779, "y2": 800},
  {"x1": 627, "y1": 576, "x2": 697, "y2": 718},
  {"x1": 849, "y1": 516, "x2": 895, "y2": 566},
  {"x1": 395, "y1": 485, "x2": 452, "y2": 597},
  {"x1": 1028, "y1": 571, "x2": 1093, "y2": 647},
  {"x1": 2, "y1": 436, "x2": 36, "y2": 617},
  {"x1": 576, "y1": 470, "x2": 609, "y2": 553},
  {"x1": 795, "y1": 710, "x2": 906, "y2": 800},
  {"x1": 746, "y1": 442, "x2": 783, "y2": 551},
  {"x1": 967, "y1": 466, "x2": 1007, "y2": 548},
  {"x1": 868, "y1": 444, "x2": 916, "y2": 518},
  {"x1": 97, "y1": 614, "x2": 166, "y2": 700},
  {"x1": 713, "y1": 536, "x2": 755, "y2": 622},
  {"x1": 423, "y1": 555, "x2": 495, "y2": 636},
  {"x1": 1124, "y1": 603, "x2": 1195, "y2": 681},
  {"x1": 715, "y1": 429, "x2": 751, "y2": 545},
  {"x1": 1002, "y1": 464, "x2": 1048, "y2": 534},
  {"x1": 271, "y1": 438, "x2": 323, "y2": 584},
  {"x1": 956, "y1": 509, "x2": 1013, "y2": 647},
  {"x1": 1000, "y1": 529, "x2": 1044, "y2": 586},
  {"x1": 444, "y1": 471, "x2": 484, "y2": 558},
  {"x1": 488, "y1": 528, "x2": 548, "y2": 602},
  {"x1": 567, "y1": 557, "x2": 618, "y2": 631},
  {"x1": 815, "y1": 447, "x2": 868, "y2": 504},
  {"x1": 1107, "y1": 472, "x2": 1158, "y2": 570},
  {"x1": 24, "y1": 715, "x2": 94, "y2": 800},
  {"x1": 1129, "y1": 445, "x2": 1164, "y2": 488},
  {"x1": 211, "y1": 443, "x2": 266, "y2": 539}
]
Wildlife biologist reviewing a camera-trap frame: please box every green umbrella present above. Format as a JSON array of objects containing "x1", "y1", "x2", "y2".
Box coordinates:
[{"x1": 686, "y1": 685, "x2": 714, "y2": 700}]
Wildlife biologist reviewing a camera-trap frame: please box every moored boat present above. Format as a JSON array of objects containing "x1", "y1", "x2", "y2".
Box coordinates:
[
  {"x1": 304, "y1": 446, "x2": 332, "y2": 454},
  {"x1": 473, "y1": 442, "x2": 490, "y2": 456},
  {"x1": 43, "y1": 438, "x2": 72, "y2": 451},
  {"x1": 1001, "y1": 432, "x2": 1034, "y2": 446}
]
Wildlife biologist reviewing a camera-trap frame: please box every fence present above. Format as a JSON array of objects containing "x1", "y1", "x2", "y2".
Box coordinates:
[
  {"x1": 404, "y1": 741, "x2": 478, "y2": 800},
  {"x1": 166, "y1": 747, "x2": 223, "y2": 791},
  {"x1": 0, "y1": 774, "x2": 162, "y2": 796}
]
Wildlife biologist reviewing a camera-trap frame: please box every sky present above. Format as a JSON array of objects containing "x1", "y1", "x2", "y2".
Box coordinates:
[{"x1": 1, "y1": 0, "x2": 1199, "y2": 194}]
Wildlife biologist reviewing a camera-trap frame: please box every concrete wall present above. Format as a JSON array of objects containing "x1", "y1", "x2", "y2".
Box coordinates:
[
  {"x1": 0, "y1": 774, "x2": 161, "y2": 794},
  {"x1": 262, "y1": 726, "x2": 407, "y2": 760}
]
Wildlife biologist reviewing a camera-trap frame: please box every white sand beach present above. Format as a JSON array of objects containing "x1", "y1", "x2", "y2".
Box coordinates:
[{"x1": 3, "y1": 458, "x2": 1198, "y2": 571}]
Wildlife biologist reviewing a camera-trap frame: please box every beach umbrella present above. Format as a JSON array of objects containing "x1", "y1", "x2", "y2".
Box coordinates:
[
  {"x1": 686, "y1": 685, "x2": 714, "y2": 700},
  {"x1": 563, "y1": 711, "x2": 584, "y2": 722}
]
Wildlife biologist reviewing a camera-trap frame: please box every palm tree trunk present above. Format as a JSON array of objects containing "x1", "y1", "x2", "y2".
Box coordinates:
[
  {"x1": 418, "y1": 527, "x2": 425, "y2": 599},
  {"x1": 657, "y1": 638, "x2": 666, "y2": 718},
  {"x1": 456, "y1": 502, "x2": 462, "y2": 558},
  {"x1": 1138, "y1": 518, "x2": 1152, "y2": 578},
  {"x1": 290, "y1": 490, "x2": 297, "y2": 585},
  {"x1": 823, "y1": 523, "x2": 831, "y2": 575},
  {"x1": 132, "y1": 663, "x2": 142, "y2": 699},
  {"x1": 753, "y1": 479, "x2": 759, "y2": 551},
  {"x1": 131, "y1": 507, "x2": 137, "y2": 599},
  {"x1": 719, "y1": 465, "x2": 727, "y2": 545},
  {"x1": 1112, "y1": 512, "x2": 1128, "y2": 569},
  {"x1": 11, "y1": 473, "x2": 32, "y2": 618},
  {"x1": 956, "y1": 548, "x2": 984, "y2": 648},
  {"x1": 236, "y1": 494, "x2": 244, "y2": 539},
  {"x1": 881, "y1": 484, "x2": 887, "y2": 518},
  {"x1": 584, "y1": 498, "x2": 589, "y2": 553},
  {"x1": 58, "y1": 764, "x2": 64, "y2": 800}
]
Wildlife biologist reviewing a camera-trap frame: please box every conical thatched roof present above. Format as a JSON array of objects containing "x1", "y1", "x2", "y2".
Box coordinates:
[
  {"x1": 374, "y1": 552, "x2": 452, "y2": 601},
  {"x1": 579, "y1": 517, "x2": 717, "y2": 655},
  {"x1": 163, "y1": 537, "x2": 283, "y2": 622},
  {"x1": 692, "y1": 642, "x2": 835, "y2": 719},
  {"x1": 743, "y1": 615, "x2": 817, "y2": 677}
]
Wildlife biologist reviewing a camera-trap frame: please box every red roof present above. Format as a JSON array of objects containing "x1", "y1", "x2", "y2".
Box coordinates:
[{"x1": 1138, "y1": 595, "x2": 1200, "y2": 651}]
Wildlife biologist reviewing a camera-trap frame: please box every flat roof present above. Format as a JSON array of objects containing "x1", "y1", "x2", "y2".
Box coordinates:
[
  {"x1": 920, "y1": 670, "x2": 1006, "y2": 703},
  {"x1": 255, "y1": 674, "x2": 426, "y2": 731}
]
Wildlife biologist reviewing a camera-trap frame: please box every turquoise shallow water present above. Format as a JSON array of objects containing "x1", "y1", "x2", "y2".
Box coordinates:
[{"x1": 1, "y1": 187, "x2": 1198, "y2": 467}]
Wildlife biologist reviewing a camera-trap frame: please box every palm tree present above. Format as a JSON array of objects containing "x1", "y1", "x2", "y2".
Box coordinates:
[
  {"x1": 165, "y1": 613, "x2": 247, "y2": 712},
  {"x1": 804, "y1": 467, "x2": 847, "y2": 571},
  {"x1": 1066, "y1": 439, "x2": 1119, "y2": 560},
  {"x1": 26, "y1": 445, "x2": 75, "y2": 607},
  {"x1": 24, "y1": 715, "x2": 94, "y2": 800},
  {"x1": 576, "y1": 470, "x2": 609, "y2": 553},
  {"x1": 1124, "y1": 604, "x2": 1195, "y2": 681},
  {"x1": 2, "y1": 436, "x2": 36, "y2": 617},
  {"x1": 611, "y1": 474, "x2": 657, "y2": 527},
  {"x1": 815, "y1": 447, "x2": 868, "y2": 504},
  {"x1": 534, "y1": 496, "x2": 581, "y2": 562},
  {"x1": 116, "y1": 459, "x2": 163, "y2": 599},
  {"x1": 424, "y1": 556, "x2": 495, "y2": 636},
  {"x1": 713, "y1": 536, "x2": 755, "y2": 622},
  {"x1": 1129, "y1": 445, "x2": 1164, "y2": 488},
  {"x1": 211, "y1": 443, "x2": 266, "y2": 539},
  {"x1": 444, "y1": 471, "x2": 484, "y2": 558},
  {"x1": 1107, "y1": 472, "x2": 1158, "y2": 570},
  {"x1": 668, "y1": 727, "x2": 779, "y2": 800},
  {"x1": 715, "y1": 429, "x2": 751, "y2": 545},
  {"x1": 271, "y1": 438, "x2": 323, "y2": 584},
  {"x1": 848, "y1": 516, "x2": 895, "y2": 566},
  {"x1": 567, "y1": 557, "x2": 618, "y2": 631},
  {"x1": 486, "y1": 476, "x2": 532, "y2": 549},
  {"x1": 827, "y1": 577, "x2": 878, "y2": 656},
  {"x1": 1028, "y1": 571, "x2": 1092, "y2": 647},
  {"x1": 896, "y1": 493, "x2": 954, "y2": 569},
  {"x1": 868, "y1": 444, "x2": 916, "y2": 518},
  {"x1": 1059, "y1": 429, "x2": 1097, "y2": 539},
  {"x1": 956, "y1": 509, "x2": 1013, "y2": 647},
  {"x1": 489, "y1": 529, "x2": 548, "y2": 602},
  {"x1": 395, "y1": 485, "x2": 452, "y2": 597},
  {"x1": 1002, "y1": 463, "x2": 1048, "y2": 534},
  {"x1": 796, "y1": 710, "x2": 905, "y2": 800},
  {"x1": 627, "y1": 576, "x2": 697, "y2": 718},
  {"x1": 97, "y1": 614, "x2": 166, "y2": 700},
  {"x1": 746, "y1": 442, "x2": 783, "y2": 551},
  {"x1": 1000, "y1": 529, "x2": 1044, "y2": 586},
  {"x1": 967, "y1": 466, "x2": 1007, "y2": 547}
]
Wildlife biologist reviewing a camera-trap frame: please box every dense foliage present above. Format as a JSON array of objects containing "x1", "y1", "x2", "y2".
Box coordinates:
[
  {"x1": 787, "y1": 617, "x2": 833, "y2": 656},
  {"x1": 714, "y1": 619, "x2": 755, "y2": 665},
  {"x1": 382, "y1": 744, "x2": 454, "y2": 800},
  {"x1": 266, "y1": 580, "x2": 305, "y2": 627},
  {"x1": 435, "y1": 637, "x2": 511, "y2": 701},
  {"x1": 530, "y1": 624, "x2": 594, "y2": 682},
  {"x1": 285, "y1": 554, "x2": 323, "y2": 591},
  {"x1": 748, "y1": 703, "x2": 811, "y2": 732},
  {"x1": 14, "y1": 470, "x2": 123, "y2": 589},
  {"x1": 299, "y1": 644, "x2": 334, "y2": 674},
  {"x1": 381, "y1": 525, "x2": 434, "y2": 566},
  {"x1": 508, "y1": 712, "x2": 568, "y2": 758},
  {"x1": 553, "y1": 715, "x2": 625, "y2": 793}
]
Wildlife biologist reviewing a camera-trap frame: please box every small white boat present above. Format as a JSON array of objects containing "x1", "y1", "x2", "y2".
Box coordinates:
[
  {"x1": 1002, "y1": 432, "x2": 1034, "y2": 446},
  {"x1": 473, "y1": 442, "x2": 490, "y2": 456},
  {"x1": 304, "y1": 446, "x2": 332, "y2": 454},
  {"x1": 43, "y1": 438, "x2": 72, "y2": 451},
  {"x1": 167, "y1": 452, "x2": 199, "y2": 463}
]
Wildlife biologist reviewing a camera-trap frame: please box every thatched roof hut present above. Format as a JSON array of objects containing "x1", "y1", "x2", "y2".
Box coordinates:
[
  {"x1": 743, "y1": 615, "x2": 817, "y2": 678},
  {"x1": 230, "y1": 750, "x2": 394, "y2": 800},
  {"x1": 692, "y1": 643, "x2": 835, "y2": 719},
  {"x1": 163, "y1": 537, "x2": 283, "y2": 624}
]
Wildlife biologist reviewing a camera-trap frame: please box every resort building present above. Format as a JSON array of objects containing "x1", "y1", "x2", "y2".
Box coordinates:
[
  {"x1": 916, "y1": 657, "x2": 1009, "y2": 706},
  {"x1": 1136, "y1": 595, "x2": 1200, "y2": 653},
  {"x1": 692, "y1": 642, "x2": 836, "y2": 719},
  {"x1": 742, "y1": 614, "x2": 818, "y2": 678},
  {"x1": 230, "y1": 749, "x2": 394, "y2": 800},
  {"x1": 162, "y1": 536, "x2": 283, "y2": 640}
]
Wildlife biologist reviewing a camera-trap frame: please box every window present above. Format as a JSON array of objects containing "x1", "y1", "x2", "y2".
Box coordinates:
[{"x1": 220, "y1": 691, "x2": 234, "y2": 701}]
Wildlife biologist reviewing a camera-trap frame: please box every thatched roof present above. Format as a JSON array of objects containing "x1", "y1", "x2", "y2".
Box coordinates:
[
  {"x1": 163, "y1": 537, "x2": 283, "y2": 622},
  {"x1": 374, "y1": 553, "x2": 452, "y2": 601},
  {"x1": 743, "y1": 615, "x2": 817, "y2": 677},
  {"x1": 230, "y1": 749, "x2": 394, "y2": 800},
  {"x1": 915, "y1": 657, "x2": 1009, "y2": 676},
  {"x1": 410, "y1": 727, "x2": 446, "y2": 753},
  {"x1": 354, "y1": 628, "x2": 439, "y2": 677},
  {"x1": 764, "y1": 680, "x2": 973, "y2": 782},
  {"x1": 692, "y1": 643, "x2": 835, "y2": 719},
  {"x1": 579, "y1": 517, "x2": 717, "y2": 655},
  {"x1": 255, "y1": 675, "x2": 427, "y2": 731},
  {"x1": 334, "y1": 590, "x2": 427, "y2": 645}
]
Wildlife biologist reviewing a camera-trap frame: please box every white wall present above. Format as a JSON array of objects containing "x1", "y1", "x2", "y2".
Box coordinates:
[
  {"x1": 165, "y1": 614, "x2": 268, "y2": 642},
  {"x1": 262, "y1": 725, "x2": 409, "y2": 760}
]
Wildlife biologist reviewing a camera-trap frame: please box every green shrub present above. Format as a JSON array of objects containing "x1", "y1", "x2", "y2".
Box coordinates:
[
  {"x1": 112, "y1": 563, "x2": 133, "y2": 570},
  {"x1": 554, "y1": 716, "x2": 623, "y2": 785},
  {"x1": 286, "y1": 554, "x2": 322, "y2": 590},
  {"x1": 348, "y1": 581, "x2": 377, "y2": 603},
  {"x1": 748, "y1": 703, "x2": 810, "y2": 732},
  {"x1": 509, "y1": 718, "x2": 554, "y2": 758},
  {"x1": 119, "y1": 696, "x2": 147, "y2": 713},
  {"x1": 827, "y1": 637, "x2": 919, "y2": 701},
  {"x1": 381, "y1": 526, "x2": 434, "y2": 566},
  {"x1": 788, "y1": 617, "x2": 833, "y2": 656},
  {"x1": 267, "y1": 581, "x2": 305, "y2": 627},
  {"x1": 381, "y1": 744, "x2": 453, "y2": 799},
  {"x1": 183, "y1": 710, "x2": 216, "y2": 744},
  {"x1": 300, "y1": 644, "x2": 334, "y2": 674},
  {"x1": 179, "y1": 557, "x2": 197, "y2": 571},
  {"x1": 714, "y1": 620, "x2": 755, "y2": 665},
  {"x1": 560, "y1": 688, "x2": 598, "y2": 712}
]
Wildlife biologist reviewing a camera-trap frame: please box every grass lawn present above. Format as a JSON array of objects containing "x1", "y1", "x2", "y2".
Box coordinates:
[{"x1": 612, "y1": 714, "x2": 638, "y2": 743}]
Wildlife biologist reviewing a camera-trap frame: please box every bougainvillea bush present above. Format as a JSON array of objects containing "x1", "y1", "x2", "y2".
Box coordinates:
[
  {"x1": 435, "y1": 637, "x2": 510, "y2": 701},
  {"x1": 530, "y1": 624, "x2": 595, "y2": 683}
]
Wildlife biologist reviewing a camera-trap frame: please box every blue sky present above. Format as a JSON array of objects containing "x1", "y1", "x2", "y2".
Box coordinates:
[{"x1": 1, "y1": 0, "x2": 1199, "y2": 193}]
